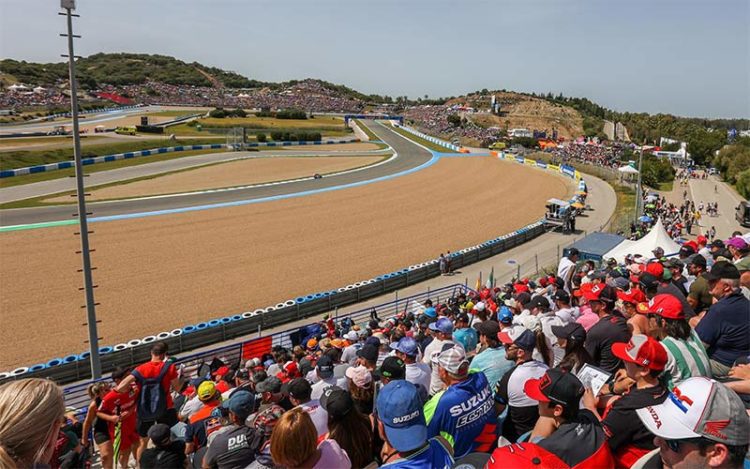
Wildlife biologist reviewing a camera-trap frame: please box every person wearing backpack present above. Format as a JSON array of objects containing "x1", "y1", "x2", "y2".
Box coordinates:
[{"x1": 114, "y1": 342, "x2": 182, "y2": 463}]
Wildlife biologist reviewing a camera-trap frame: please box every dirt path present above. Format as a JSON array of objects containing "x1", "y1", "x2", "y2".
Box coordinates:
[
  {"x1": 46, "y1": 156, "x2": 385, "y2": 202},
  {"x1": 0, "y1": 157, "x2": 572, "y2": 367}
]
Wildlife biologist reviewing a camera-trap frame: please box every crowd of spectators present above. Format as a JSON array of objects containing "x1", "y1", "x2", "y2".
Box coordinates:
[
  {"x1": 544, "y1": 142, "x2": 627, "y2": 169},
  {"x1": 1, "y1": 79, "x2": 365, "y2": 114},
  {"x1": 403, "y1": 105, "x2": 501, "y2": 143},
  {"x1": 1, "y1": 233, "x2": 749, "y2": 469}
]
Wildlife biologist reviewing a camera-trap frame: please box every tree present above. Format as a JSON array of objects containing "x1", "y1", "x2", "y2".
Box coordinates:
[
  {"x1": 736, "y1": 169, "x2": 750, "y2": 199},
  {"x1": 447, "y1": 114, "x2": 462, "y2": 127}
]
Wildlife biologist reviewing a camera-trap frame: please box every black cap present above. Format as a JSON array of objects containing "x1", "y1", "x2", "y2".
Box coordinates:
[
  {"x1": 256, "y1": 376, "x2": 282, "y2": 394},
  {"x1": 598, "y1": 285, "x2": 618, "y2": 304},
  {"x1": 368, "y1": 319, "x2": 380, "y2": 330},
  {"x1": 552, "y1": 289, "x2": 570, "y2": 303},
  {"x1": 456, "y1": 313, "x2": 470, "y2": 324},
  {"x1": 515, "y1": 292, "x2": 532, "y2": 306},
  {"x1": 525, "y1": 369, "x2": 585, "y2": 409},
  {"x1": 710, "y1": 240, "x2": 725, "y2": 249},
  {"x1": 357, "y1": 344, "x2": 379, "y2": 363},
  {"x1": 316, "y1": 355, "x2": 334, "y2": 379},
  {"x1": 679, "y1": 245, "x2": 696, "y2": 258},
  {"x1": 638, "y1": 273, "x2": 660, "y2": 291},
  {"x1": 568, "y1": 248, "x2": 580, "y2": 257},
  {"x1": 705, "y1": 260, "x2": 740, "y2": 281},
  {"x1": 528, "y1": 295, "x2": 550, "y2": 309},
  {"x1": 477, "y1": 320, "x2": 500, "y2": 338},
  {"x1": 235, "y1": 369, "x2": 250, "y2": 381},
  {"x1": 320, "y1": 386, "x2": 353, "y2": 419},
  {"x1": 147, "y1": 423, "x2": 171, "y2": 447},
  {"x1": 286, "y1": 378, "x2": 312, "y2": 401},
  {"x1": 689, "y1": 254, "x2": 707, "y2": 268},
  {"x1": 554, "y1": 277, "x2": 565, "y2": 288},
  {"x1": 551, "y1": 322, "x2": 586, "y2": 343},
  {"x1": 375, "y1": 356, "x2": 406, "y2": 381}
]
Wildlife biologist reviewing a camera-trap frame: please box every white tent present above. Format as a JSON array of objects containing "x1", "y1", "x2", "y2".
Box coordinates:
[
  {"x1": 618, "y1": 165, "x2": 639, "y2": 174},
  {"x1": 603, "y1": 218, "x2": 682, "y2": 262}
]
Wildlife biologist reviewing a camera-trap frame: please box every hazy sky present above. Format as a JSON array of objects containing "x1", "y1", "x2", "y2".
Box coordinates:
[{"x1": 1, "y1": 0, "x2": 748, "y2": 118}]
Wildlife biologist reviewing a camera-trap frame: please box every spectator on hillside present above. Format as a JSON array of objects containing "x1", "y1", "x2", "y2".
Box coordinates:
[
  {"x1": 551, "y1": 289, "x2": 577, "y2": 324},
  {"x1": 470, "y1": 320, "x2": 514, "y2": 389},
  {"x1": 452, "y1": 313, "x2": 477, "y2": 354},
  {"x1": 423, "y1": 317, "x2": 460, "y2": 396},
  {"x1": 270, "y1": 408, "x2": 351, "y2": 469},
  {"x1": 495, "y1": 327, "x2": 549, "y2": 441},
  {"x1": 255, "y1": 377, "x2": 293, "y2": 415},
  {"x1": 582, "y1": 284, "x2": 631, "y2": 373},
  {"x1": 114, "y1": 341, "x2": 181, "y2": 462},
  {"x1": 341, "y1": 331, "x2": 362, "y2": 365},
  {"x1": 583, "y1": 334, "x2": 669, "y2": 468},
  {"x1": 573, "y1": 284, "x2": 600, "y2": 331},
  {"x1": 139, "y1": 423, "x2": 186, "y2": 469},
  {"x1": 287, "y1": 378, "x2": 328, "y2": 439},
  {"x1": 246, "y1": 405, "x2": 284, "y2": 469},
  {"x1": 529, "y1": 295, "x2": 566, "y2": 366},
  {"x1": 390, "y1": 336, "x2": 431, "y2": 394},
  {"x1": 551, "y1": 322, "x2": 592, "y2": 373},
  {"x1": 376, "y1": 380, "x2": 454, "y2": 468},
  {"x1": 356, "y1": 344, "x2": 379, "y2": 372},
  {"x1": 98, "y1": 366, "x2": 140, "y2": 469},
  {"x1": 424, "y1": 346, "x2": 496, "y2": 458},
  {"x1": 320, "y1": 387, "x2": 374, "y2": 468},
  {"x1": 688, "y1": 254, "x2": 713, "y2": 317},
  {"x1": 637, "y1": 377, "x2": 750, "y2": 469},
  {"x1": 0, "y1": 378, "x2": 65, "y2": 468},
  {"x1": 345, "y1": 365, "x2": 374, "y2": 414},
  {"x1": 557, "y1": 248, "x2": 579, "y2": 294},
  {"x1": 180, "y1": 377, "x2": 208, "y2": 421},
  {"x1": 695, "y1": 261, "x2": 750, "y2": 377},
  {"x1": 310, "y1": 355, "x2": 346, "y2": 400},
  {"x1": 374, "y1": 356, "x2": 406, "y2": 386},
  {"x1": 202, "y1": 392, "x2": 262, "y2": 469}
]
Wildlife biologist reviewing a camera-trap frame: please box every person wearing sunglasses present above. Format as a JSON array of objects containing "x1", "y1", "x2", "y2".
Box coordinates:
[{"x1": 637, "y1": 377, "x2": 749, "y2": 469}]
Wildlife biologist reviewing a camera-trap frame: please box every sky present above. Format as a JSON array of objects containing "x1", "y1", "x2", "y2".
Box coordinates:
[{"x1": 1, "y1": 0, "x2": 748, "y2": 118}]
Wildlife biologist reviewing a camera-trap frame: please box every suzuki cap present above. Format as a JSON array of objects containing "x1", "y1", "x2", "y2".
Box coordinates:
[
  {"x1": 376, "y1": 380, "x2": 427, "y2": 452},
  {"x1": 647, "y1": 294, "x2": 684, "y2": 320},
  {"x1": 636, "y1": 377, "x2": 750, "y2": 446},
  {"x1": 612, "y1": 334, "x2": 667, "y2": 371},
  {"x1": 524, "y1": 368, "x2": 585, "y2": 408},
  {"x1": 428, "y1": 317, "x2": 454, "y2": 334}
]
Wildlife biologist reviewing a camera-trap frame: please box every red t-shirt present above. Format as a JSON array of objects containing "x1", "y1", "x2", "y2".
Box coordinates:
[
  {"x1": 134, "y1": 360, "x2": 178, "y2": 408},
  {"x1": 98, "y1": 386, "x2": 139, "y2": 439}
]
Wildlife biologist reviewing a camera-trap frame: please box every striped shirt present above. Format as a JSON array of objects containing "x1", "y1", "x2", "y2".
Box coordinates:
[{"x1": 661, "y1": 331, "x2": 711, "y2": 389}]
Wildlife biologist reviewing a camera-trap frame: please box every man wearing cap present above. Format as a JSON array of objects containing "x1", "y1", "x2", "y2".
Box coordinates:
[
  {"x1": 695, "y1": 261, "x2": 750, "y2": 377},
  {"x1": 665, "y1": 258, "x2": 689, "y2": 296},
  {"x1": 286, "y1": 377, "x2": 329, "y2": 439},
  {"x1": 583, "y1": 334, "x2": 669, "y2": 468},
  {"x1": 423, "y1": 317, "x2": 461, "y2": 396},
  {"x1": 309, "y1": 355, "x2": 347, "y2": 400},
  {"x1": 202, "y1": 392, "x2": 262, "y2": 469},
  {"x1": 341, "y1": 330, "x2": 362, "y2": 365},
  {"x1": 727, "y1": 236, "x2": 750, "y2": 270},
  {"x1": 582, "y1": 284, "x2": 632, "y2": 374},
  {"x1": 637, "y1": 377, "x2": 750, "y2": 469},
  {"x1": 452, "y1": 313, "x2": 478, "y2": 355},
  {"x1": 391, "y1": 337, "x2": 431, "y2": 394},
  {"x1": 557, "y1": 248, "x2": 579, "y2": 294},
  {"x1": 254, "y1": 376, "x2": 293, "y2": 416},
  {"x1": 552, "y1": 289, "x2": 577, "y2": 324},
  {"x1": 648, "y1": 294, "x2": 712, "y2": 389},
  {"x1": 424, "y1": 346, "x2": 496, "y2": 458},
  {"x1": 495, "y1": 327, "x2": 549, "y2": 441},
  {"x1": 376, "y1": 381, "x2": 454, "y2": 468},
  {"x1": 688, "y1": 254, "x2": 714, "y2": 317},
  {"x1": 529, "y1": 295, "x2": 566, "y2": 367},
  {"x1": 471, "y1": 320, "x2": 514, "y2": 389},
  {"x1": 489, "y1": 369, "x2": 613, "y2": 468},
  {"x1": 139, "y1": 423, "x2": 186, "y2": 469},
  {"x1": 185, "y1": 381, "x2": 224, "y2": 456}
]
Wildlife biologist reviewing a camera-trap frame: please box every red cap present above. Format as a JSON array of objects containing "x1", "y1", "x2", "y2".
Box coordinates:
[
  {"x1": 616, "y1": 290, "x2": 638, "y2": 304},
  {"x1": 635, "y1": 302, "x2": 650, "y2": 315},
  {"x1": 644, "y1": 262, "x2": 664, "y2": 280},
  {"x1": 647, "y1": 294, "x2": 685, "y2": 320},
  {"x1": 513, "y1": 283, "x2": 529, "y2": 294},
  {"x1": 684, "y1": 240, "x2": 699, "y2": 251},
  {"x1": 573, "y1": 283, "x2": 592, "y2": 298},
  {"x1": 612, "y1": 335, "x2": 667, "y2": 371},
  {"x1": 212, "y1": 366, "x2": 229, "y2": 377},
  {"x1": 581, "y1": 283, "x2": 605, "y2": 301},
  {"x1": 696, "y1": 235, "x2": 708, "y2": 246},
  {"x1": 629, "y1": 288, "x2": 647, "y2": 303}
]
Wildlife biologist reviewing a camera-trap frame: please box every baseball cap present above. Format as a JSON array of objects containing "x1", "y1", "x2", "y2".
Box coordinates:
[
  {"x1": 638, "y1": 273, "x2": 660, "y2": 290},
  {"x1": 616, "y1": 289, "x2": 639, "y2": 304},
  {"x1": 497, "y1": 306, "x2": 513, "y2": 324},
  {"x1": 679, "y1": 245, "x2": 696, "y2": 258},
  {"x1": 582, "y1": 284, "x2": 617, "y2": 303},
  {"x1": 147, "y1": 423, "x2": 172, "y2": 447},
  {"x1": 220, "y1": 390, "x2": 256, "y2": 420},
  {"x1": 726, "y1": 236, "x2": 749, "y2": 250},
  {"x1": 652, "y1": 247, "x2": 665, "y2": 257},
  {"x1": 709, "y1": 239, "x2": 725, "y2": 249},
  {"x1": 316, "y1": 355, "x2": 334, "y2": 379},
  {"x1": 376, "y1": 381, "x2": 427, "y2": 452},
  {"x1": 433, "y1": 346, "x2": 469, "y2": 375},
  {"x1": 306, "y1": 338, "x2": 318, "y2": 350},
  {"x1": 552, "y1": 289, "x2": 570, "y2": 303},
  {"x1": 390, "y1": 336, "x2": 418, "y2": 357},
  {"x1": 477, "y1": 320, "x2": 501, "y2": 338},
  {"x1": 286, "y1": 377, "x2": 312, "y2": 401},
  {"x1": 612, "y1": 277, "x2": 630, "y2": 290},
  {"x1": 357, "y1": 344, "x2": 379, "y2": 363},
  {"x1": 644, "y1": 262, "x2": 664, "y2": 279},
  {"x1": 375, "y1": 356, "x2": 406, "y2": 380},
  {"x1": 423, "y1": 306, "x2": 437, "y2": 318},
  {"x1": 528, "y1": 295, "x2": 550, "y2": 309},
  {"x1": 524, "y1": 369, "x2": 585, "y2": 409},
  {"x1": 320, "y1": 386, "x2": 354, "y2": 419},
  {"x1": 550, "y1": 322, "x2": 586, "y2": 343},
  {"x1": 428, "y1": 317, "x2": 453, "y2": 334},
  {"x1": 612, "y1": 334, "x2": 667, "y2": 371},
  {"x1": 704, "y1": 260, "x2": 741, "y2": 281},
  {"x1": 498, "y1": 326, "x2": 536, "y2": 351},
  {"x1": 636, "y1": 377, "x2": 750, "y2": 446},
  {"x1": 253, "y1": 404, "x2": 285, "y2": 440},
  {"x1": 345, "y1": 365, "x2": 373, "y2": 388},
  {"x1": 568, "y1": 248, "x2": 580, "y2": 257},
  {"x1": 197, "y1": 381, "x2": 218, "y2": 401},
  {"x1": 344, "y1": 330, "x2": 359, "y2": 342},
  {"x1": 688, "y1": 254, "x2": 707, "y2": 268},
  {"x1": 696, "y1": 235, "x2": 708, "y2": 245},
  {"x1": 255, "y1": 376, "x2": 282, "y2": 394},
  {"x1": 647, "y1": 294, "x2": 684, "y2": 320}
]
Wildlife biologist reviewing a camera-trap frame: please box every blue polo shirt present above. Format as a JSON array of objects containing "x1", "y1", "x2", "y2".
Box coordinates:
[{"x1": 695, "y1": 292, "x2": 750, "y2": 367}]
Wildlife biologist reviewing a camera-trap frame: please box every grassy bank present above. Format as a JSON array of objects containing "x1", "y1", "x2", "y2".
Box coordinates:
[
  {"x1": 387, "y1": 124, "x2": 458, "y2": 154},
  {"x1": 354, "y1": 120, "x2": 381, "y2": 141}
]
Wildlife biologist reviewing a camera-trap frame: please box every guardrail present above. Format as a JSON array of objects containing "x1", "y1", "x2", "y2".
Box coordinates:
[
  {"x1": 2, "y1": 104, "x2": 145, "y2": 126},
  {"x1": 59, "y1": 283, "x2": 470, "y2": 412},
  {"x1": 393, "y1": 124, "x2": 462, "y2": 152},
  {"x1": 0, "y1": 219, "x2": 547, "y2": 384}
]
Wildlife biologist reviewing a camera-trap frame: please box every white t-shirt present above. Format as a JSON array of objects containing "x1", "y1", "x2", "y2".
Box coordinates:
[
  {"x1": 341, "y1": 344, "x2": 361, "y2": 365},
  {"x1": 557, "y1": 257, "x2": 576, "y2": 292},
  {"x1": 310, "y1": 376, "x2": 348, "y2": 400},
  {"x1": 405, "y1": 362, "x2": 431, "y2": 394},
  {"x1": 504, "y1": 360, "x2": 549, "y2": 407},
  {"x1": 298, "y1": 401, "x2": 328, "y2": 438},
  {"x1": 179, "y1": 395, "x2": 204, "y2": 419},
  {"x1": 554, "y1": 306, "x2": 578, "y2": 324},
  {"x1": 427, "y1": 339, "x2": 460, "y2": 396},
  {"x1": 538, "y1": 312, "x2": 566, "y2": 366}
]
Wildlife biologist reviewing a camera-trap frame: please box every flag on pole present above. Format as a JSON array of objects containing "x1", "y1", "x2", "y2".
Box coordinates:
[
  {"x1": 475, "y1": 272, "x2": 482, "y2": 291},
  {"x1": 486, "y1": 267, "x2": 494, "y2": 289}
]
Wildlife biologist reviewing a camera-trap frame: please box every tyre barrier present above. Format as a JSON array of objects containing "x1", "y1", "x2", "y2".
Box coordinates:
[
  {"x1": 275, "y1": 303, "x2": 286, "y2": 310},
  {"x1": 157, "y1": 332, "x2": 172, "y2": 340},
  {"x1": 127, "y1": 339, "x2": 142, "y2": 348},
  {"x1": 208, "y1": 319, "x2": 221, "y2": 328},
  {"x1": 254, "y1": 309, "x2": 265, "y2": 315},
  {"x1": 64, "y1": 355, "x2": 79, "y2": 364},
  {"x1": 99, "y1": 346, "x2": 113, "y2": 355},
  {"x1": 79, "y1": 352, "x2": 91, "y2": 360},
  {"x1": 195, "y1": 323, "x2": 208, "y2": 331},
  {"x1": 264, "y1": 307, "x2": 275, "y2": 313},
  {"x1": 47, "y1": 358, "x2": 64, "y2": 368},
  {"x1": 220, "y1": 317, "x2": 233, "y2": 325},
  {"x1": 241, "y1": 312, "x2": 254, "y2": 319},
  {"x1": 231, "y1": 315, "x2": 243, "y2": 322},
  {"x1": 296, "y1": 297, "x2": 308, "y2": 303},
  {"x1": 0, "y1": 373, "x2": 10, "y2": 380},
  {"x1": 284, "y1": 300, "x2": 295, "y2": 307},
  {"x1": 11, "y1": 367, "x2": 29, "y2": 376},
  {"x1": 113, "y1": 344, "x2": 128, "y2": 352},
  {"x1": 29, "y1": 364, "x2": 47, "y2": 372},
  {"x1": 171, "y1": 329, "x2": 183, "y2": 337},
  {"x1": 142, "y1": 335, "x2": 157, "y2": 344}
]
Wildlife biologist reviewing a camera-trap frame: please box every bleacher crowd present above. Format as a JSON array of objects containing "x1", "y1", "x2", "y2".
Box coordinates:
[
  {"x1": 1, "y1": 233, "x2": 749, "y2": 469},
  {"x1": 545, "y1": 142, "x2": 627, "y2": 169},
  {"x1": 403, "y1": 105, "x2": 500, "y2": 144}
]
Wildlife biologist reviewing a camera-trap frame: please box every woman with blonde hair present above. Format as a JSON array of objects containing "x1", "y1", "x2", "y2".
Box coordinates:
[
  {"x1": 270, "y1": 407, "x2": 351, "y2": 469},
  {"x1": 0, "y1": 378, "x2": 65, "y2": 468},
  {"x1": 81, "y1": 381, "x2": 113, "y2": 469}
]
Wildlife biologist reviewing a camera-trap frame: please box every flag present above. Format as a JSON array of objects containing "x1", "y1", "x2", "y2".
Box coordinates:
[
  {"x1": 475, "y1": 272, "x2": 482, "y2": 291},
  {"x1": 486, "y1": 267, "x2": 494, "y2": 289},
  {"x1": 113, "y1": 420, "x2": 121, "y2": 464}
]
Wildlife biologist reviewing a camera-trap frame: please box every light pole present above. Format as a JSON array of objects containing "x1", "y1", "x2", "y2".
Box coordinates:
[
  {"x1": 60, "y1": 0, "x2": 101, "y2": 379},
  {"x1": 635, "y1": 141, "x2": 644, "y2": 222}
]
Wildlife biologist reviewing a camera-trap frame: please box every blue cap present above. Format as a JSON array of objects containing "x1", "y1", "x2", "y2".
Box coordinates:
[
  {"x1": 376, "y1": 380, "x2": 427, "y2": 452},
  {"x1": 365, "y1": 336, "x2": 381, "y2": 348},
  {"x1": 423, "y1": 307, "x2": 437, "y2": 318},
  {"x1": 390, "y1": 337, "x2": 418, "y2": 356},
  {"x1": 428, "y1": 317, "x2": 453, "y2": 334},
  {"x1": 497, "y1": 306, "x2": 513, "y2": 324},
  {"x1": 220, "y1": 390, "x2": 255, "y2": 420}
]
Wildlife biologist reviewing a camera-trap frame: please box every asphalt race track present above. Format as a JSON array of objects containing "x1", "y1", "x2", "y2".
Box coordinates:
[{"x1": 0, "y1": 121, "x2": 431, "y2": 227}]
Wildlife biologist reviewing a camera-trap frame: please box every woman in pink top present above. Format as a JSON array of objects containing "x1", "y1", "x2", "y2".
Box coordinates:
[
  {"x1": 271, "y1": 407, "x2": 352, "y2": 469},
  {"x1": 574, "y1": 291, "x2": 600, "y2": 331}
]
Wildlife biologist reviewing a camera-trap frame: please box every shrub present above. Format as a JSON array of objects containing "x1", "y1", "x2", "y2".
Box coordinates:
[
  {"x1": 256, "y1": 133, "x2": 267, "y2": 143},
  {"x1": 270, "y1": 131, "x2": 283, "y2": 141},
  {"x1": 275, "y1": 109, "x2": 307, "y2": 120}
]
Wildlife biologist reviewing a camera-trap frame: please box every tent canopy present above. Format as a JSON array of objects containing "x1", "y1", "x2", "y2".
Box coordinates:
[
  {"x1": 618, "y1": 165, "x2": 639, "y2": 174},
  {"x1": 603, "y1": 218, "x2": 681, "y2": 262},
  {"x1": 564, "y1": 232, "x2": 626, "y2": 262}
]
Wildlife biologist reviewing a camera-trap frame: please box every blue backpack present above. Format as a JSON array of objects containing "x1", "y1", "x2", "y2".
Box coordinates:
[{"x1": 132, "y1": 363, "x2": 171, "y2": 421}]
